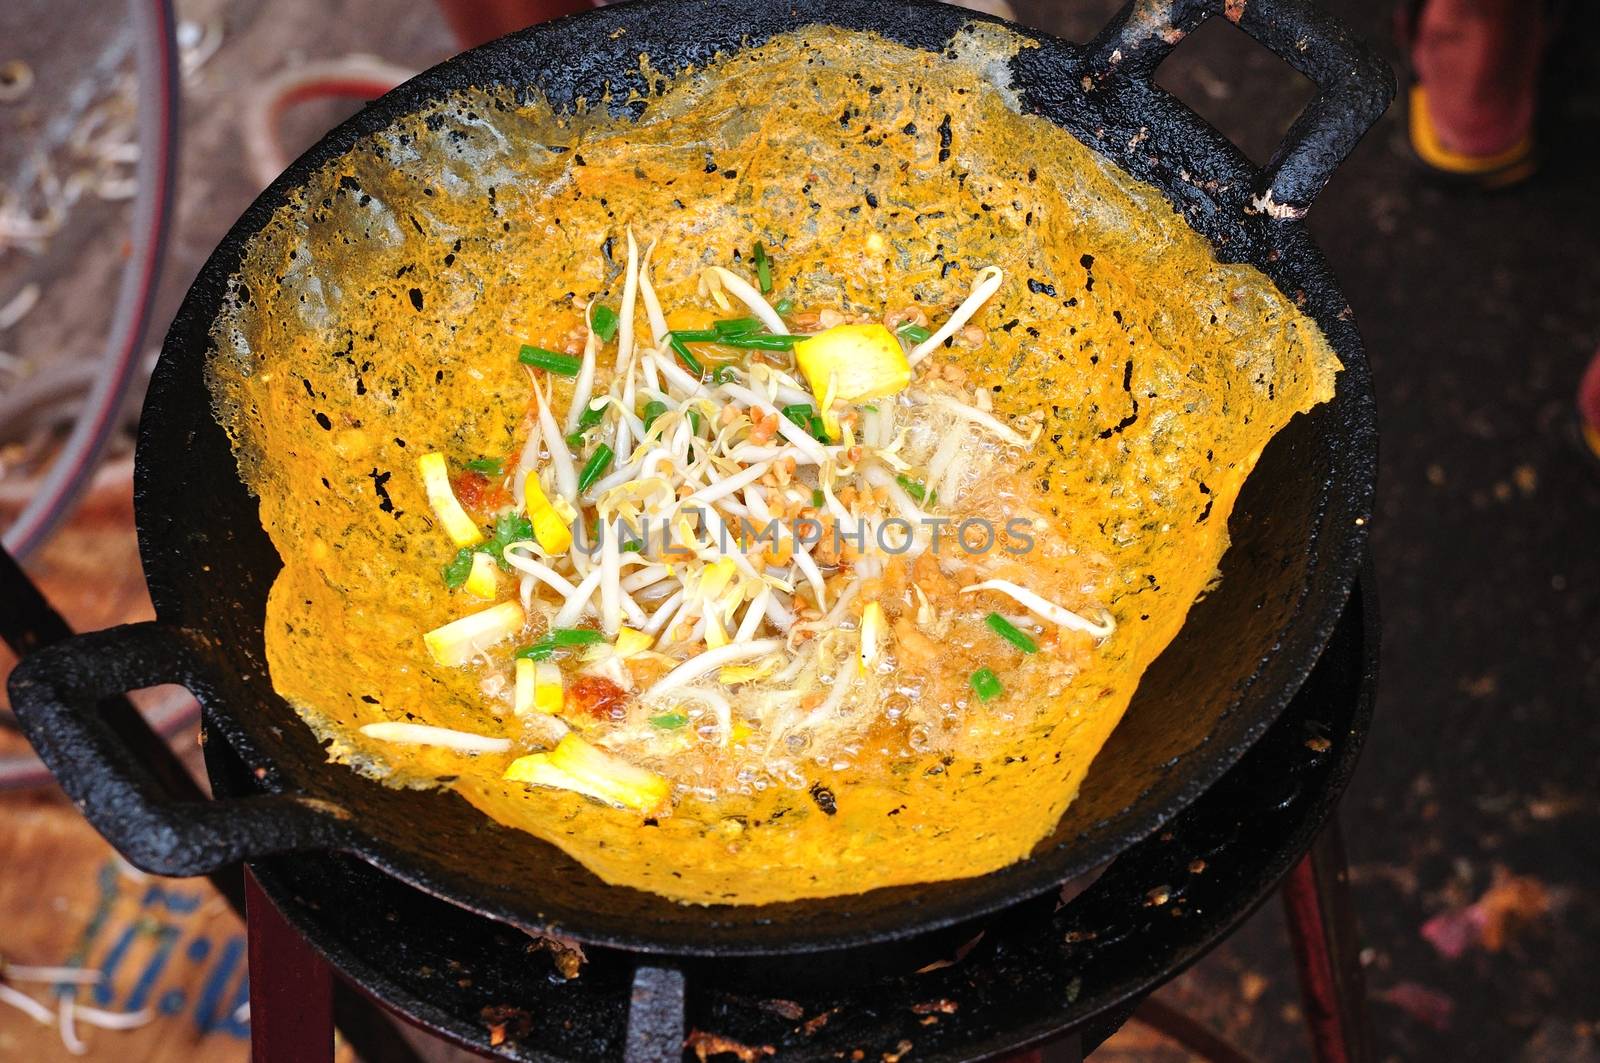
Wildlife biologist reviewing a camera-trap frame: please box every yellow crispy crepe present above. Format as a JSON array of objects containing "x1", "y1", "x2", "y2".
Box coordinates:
[{"x1": 209, "y1": 24, "x2": 1338, "y2": 904}]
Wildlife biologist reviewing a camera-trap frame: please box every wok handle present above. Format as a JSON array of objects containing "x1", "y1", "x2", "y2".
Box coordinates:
[
  {"x1": 7, "y1": 622, "x2": 353, "y2": 876},
  {"x1": 1085, "y1": 0, "x2": 1396, "y2": 218}
]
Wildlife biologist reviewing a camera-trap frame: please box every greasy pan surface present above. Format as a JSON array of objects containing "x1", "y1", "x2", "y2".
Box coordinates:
[{"x1": 131, "y1": 0, "x2": 1379, "y2": 952}]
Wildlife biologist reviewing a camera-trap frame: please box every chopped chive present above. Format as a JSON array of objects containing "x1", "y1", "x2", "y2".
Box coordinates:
[
  {"x1": 862, "y1": 404, "x2": 879, "y2": 413},
  {"x1": 985, "y1": 612, "x2": 1039, "y2": 654},
  {"x1": 577, "y1": 444, "x2": 613, "y2": 494},
  {"x1": 620, "y1": 540, "x2": 644, "y2": 554},
  {"x1": 774, "y1": 297, "x2": 794, "y2": 315},
  {"x1": 688, "y1": 409, "x2": 704, "y2": 435},
  {"x1": 465, "y1": 457, "x2": 503, "y2": 475},
  {"x1": 811, "y1": 488, "x2": 825, "y2": 507},
  {"x1": 753, "y1": 242, "x2": 774, "y2": 293},
  {"x1": 442, "y1": 547, "x2": 475, "y2": 589},
  {"x1": 716, "y1": 334, "x2": 798, "y2": 351},
  {"x1": 516, "y1": 627, "x2": 608, "y2": 660},
  {"x1": 590, "y1": 304, "x2": 619, "y2": 342},
  {"x1": 712, "y1": 365, "x2": 739, "y2": 385},
  {"x1": 518, "y1": 345, "x2": 583, "y2": 375},
  {"x1": 782, "y1": 403, "x2": 814, "y2": 429},
  {"x1": 667, "y1": 335, "x2": 704, "y2": 376},
  {"x1": 808, "y1": 414, "x2": 831, "y2": 444},
  {"x1": 577, "y1": 402, "x2": 605, "y2": 430},
  {"x1": 970, "y1": 667, "x2": 1003, "y2": 701},
  {"x1": 650, "y1": 712, "x2": 688, "y2": 729},
  {"x1": 565, "y1": 432, "x2": 588, "y2": 449},
  {"x1": 672, "y1": 329, "x2": 798, "y2": 351},
  {"x1": 897, "y1": 323, "x2": 933, "y2": 344},
  {"x1": 714, "y1": 316, "x2": 763, "y2": 336},
  {"x1": 643, "y1": 400, "x2": 670, "y2": 433}
]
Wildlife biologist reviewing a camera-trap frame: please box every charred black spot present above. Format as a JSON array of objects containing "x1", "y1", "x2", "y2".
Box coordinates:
[
  {"x1": 864, "y1": 190, "x2": 879, "y2": 209},
  {"x1": 808, "y1": 783, "x2": 838, "y2": 816},
  {"x1": 937, "y1": 113, "x2": 953, "y2": 162},
  {"x1": 1027, "y1": 278, "x2": 1057, "y2": 297},
  {"x1": 314, "y1": 411, "x2": 332, "y2": 431},
  {"x1": 369, "y1": 468, "x2": 395, "y2": 514},
  {"x1": 902, "y1": 121, "x2": 918, "y2": 135}
]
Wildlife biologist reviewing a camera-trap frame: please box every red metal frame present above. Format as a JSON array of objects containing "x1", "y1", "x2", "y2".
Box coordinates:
[
  {"x1": 433, "y1": 0, "x2": 600, "y2": 49},
  {"x1": 246, "y1": 866, "x2": 334, "y2": 1063}
]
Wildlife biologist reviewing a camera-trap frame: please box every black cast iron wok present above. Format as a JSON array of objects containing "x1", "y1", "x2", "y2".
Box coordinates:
[{"x1": 10, "y1": 0, "x2": 1390, "y2": 955}]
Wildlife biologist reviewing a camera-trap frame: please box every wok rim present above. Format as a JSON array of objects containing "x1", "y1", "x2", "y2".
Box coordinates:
[{"x1": 134, "y1": 0, "x2": 1377, "y2": 955}]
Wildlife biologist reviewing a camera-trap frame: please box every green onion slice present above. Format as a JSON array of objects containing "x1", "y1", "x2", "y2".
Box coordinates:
[
  {"x1": 782, "y1": 403, "x2": 814, "y2": 429},
  {"x1": 671, "y1": 329, "x2": 798, "y2": 351},
  {"x1": 516, "y1": 628, "x2": 608, "y2": 660},
  {"x1": 985, "y1": 612, "x2": 1039, "y2": 654},
  {"x1": 465, "y1": 457, "x2": 503, "y2": 475},
  {"x1": 667, "y1": 335, "x2": 704, "y2": 376},
  {"x1": 518, "y1": 345, "x2": 583, "y2": 376},
  {"x1": 774, "y1": 297, "x2": 794, "y2": 315},
  {"x1": 970, "y1": 667, "x2": 1003, "y2": 701},
  {"x1": 650, "y1": 712, "x2": 688, "y2": 730},
  {"x1": 577, "y1": 444, "x2": 614, "y2": 494},
  {"x1": 717, "y1": 334, "x2": 798, "y2": 351},
  {"x1": 714, "y1": 316, "x2": 763, "y2": 336},
  {"x1": 897, "y1": 323, "x2": 933, "y2": 344},
  {"x1": 712, "y1": 365, "x2": 739, "y2": 385},
  {"x1": 643, "y1": 398, "x2": 668, "y2": 432},
  {"x1": 752, "y1": 242, "x2": 774, "y2": 293}
]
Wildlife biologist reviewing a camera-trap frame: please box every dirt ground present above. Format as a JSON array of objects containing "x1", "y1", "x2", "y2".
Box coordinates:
[{"x1": 2, "y1": 0, "x2": 1596, "y2": 1060}]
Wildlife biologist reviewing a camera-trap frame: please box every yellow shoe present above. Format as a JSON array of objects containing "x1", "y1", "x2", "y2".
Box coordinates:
[{"x1": 1408, "y1": 85, "x2": 1538, "y2": 189}]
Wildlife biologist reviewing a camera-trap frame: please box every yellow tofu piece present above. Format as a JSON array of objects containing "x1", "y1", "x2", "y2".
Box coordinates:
[
  {"x1": 794, "y1": 323, "x2": 911, "y2": 404},
  {"x1": 614, "y1": 627, "x2": 654, "y2": 659},
  {"x1": 503, "y1": 735, "x2": 668, "y2": 814},
  {"x1": 419, "y1": 452, "x2": 484, "y2": 547},
  {"x1": 422, "y1": 601, "x2": 525, "y2": 667},
  {"x1": 513, "y1": 657, "x2": 536, "y2": 716},
  {"x1": 859, "y1": 601, "x2": 885, "y2": 675},
  {"x1": 464, "y1": 551, "x2": 498, "y2": 599},
  {"x1": 533, "y1": 659, "x2": 564, "y2": 716},
  {"x1": 523, "y1": 474, "x2": 573, "y2": 555}
]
